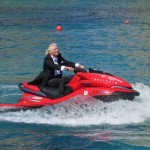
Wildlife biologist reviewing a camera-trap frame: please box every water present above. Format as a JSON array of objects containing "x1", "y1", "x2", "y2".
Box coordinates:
[{"x1": 0, "y1": 0, "x2": 150, "y2": 149}]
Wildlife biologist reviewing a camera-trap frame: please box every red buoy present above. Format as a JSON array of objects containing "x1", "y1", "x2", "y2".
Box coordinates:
[
  {"x1": 124, "y1": 20, "x2": 129, "y2": 24},
  {"x1": 56, "y1": 25, "x2": 62, "y2": 31}
]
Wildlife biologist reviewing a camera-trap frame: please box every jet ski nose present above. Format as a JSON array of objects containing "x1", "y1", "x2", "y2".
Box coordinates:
[{"x1": 134, "y1": 90, "x2": 140, "y2": 96}]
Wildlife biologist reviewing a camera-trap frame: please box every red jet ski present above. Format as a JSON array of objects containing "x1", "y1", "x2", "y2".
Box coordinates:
[{"x1": 0, "y1": 68, "x2": 140, "y2": 110}]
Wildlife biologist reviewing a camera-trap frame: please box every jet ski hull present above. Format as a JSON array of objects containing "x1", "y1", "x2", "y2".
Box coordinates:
[
  {"x1": 0, "y1": 84, "x2": 139, "y2": 110},
  {"x1": 0, "y1": 69, "x2": 140, "y2": 110}
]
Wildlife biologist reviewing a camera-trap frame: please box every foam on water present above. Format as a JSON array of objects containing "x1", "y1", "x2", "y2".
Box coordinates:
[{"x1": 0, "y1": 83, "x2": 150, "y2": 126}]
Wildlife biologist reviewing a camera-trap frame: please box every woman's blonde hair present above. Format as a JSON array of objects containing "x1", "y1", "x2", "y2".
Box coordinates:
[{"x1": 45, "y1": 43, "x2": 57, "y2": 55}]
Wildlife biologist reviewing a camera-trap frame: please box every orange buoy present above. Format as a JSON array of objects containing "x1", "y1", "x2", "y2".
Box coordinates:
[{"x1": 56, "y1": 25, "x2": 62, "y2": 31}]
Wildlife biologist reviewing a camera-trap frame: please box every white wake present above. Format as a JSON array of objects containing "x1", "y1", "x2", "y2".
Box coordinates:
[{"x1": 0, "y1": 83, "x2": 150, "y2": 126}]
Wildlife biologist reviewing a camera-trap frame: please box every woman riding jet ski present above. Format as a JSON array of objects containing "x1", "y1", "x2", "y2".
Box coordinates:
[{"x1": 0, "y1": 68, "x2": 140, "y2": 109}]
